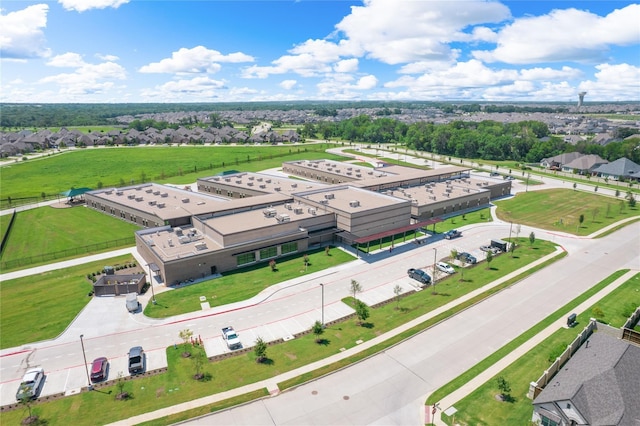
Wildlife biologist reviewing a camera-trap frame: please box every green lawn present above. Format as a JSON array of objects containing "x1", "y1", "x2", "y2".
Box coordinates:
[
  {"x1": 0, "y1": 241, "x2": 559, "y2": 426},
  {"x1": 145, "y1": 247, "x2": 357, "y2": 318},
  {"x1": 0, "y1": 144, "x2": 342, "y2": 203},
  {"x1": 0, "y1": 206, "x2": 140, "y2": 271},
  {"x1": 0, "y1": 254, "x2": 136, "y2": 349},
  {"x1": 443, "y1": 272, "x2": 640, "y2": 426},
  {"x1": 495, "y1": 188, "x2": 639, "y2": 236}
]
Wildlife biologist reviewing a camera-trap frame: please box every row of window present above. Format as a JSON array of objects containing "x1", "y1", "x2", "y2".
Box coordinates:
[{"x1": 237, "y1": 242, "x2": 298, "y2": 266}]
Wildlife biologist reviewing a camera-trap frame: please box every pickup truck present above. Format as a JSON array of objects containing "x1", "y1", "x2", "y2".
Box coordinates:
[{"x1": 221, "y1": 326, "x2": 242, "y2": 350}]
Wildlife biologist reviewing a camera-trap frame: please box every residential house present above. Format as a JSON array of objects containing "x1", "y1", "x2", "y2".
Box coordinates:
[
  {"x1": 592, "y1": 158, "x2": 640, "y2": 181},
  {"x1": 561, "y1": 154, "x2": 608, "y2": 175},
  {"x1": 540, "y1": 152, "x2": 583, "y2": 169},
  {"x1": 532, "y1": 332, "x2": 640, "y2": 426}
]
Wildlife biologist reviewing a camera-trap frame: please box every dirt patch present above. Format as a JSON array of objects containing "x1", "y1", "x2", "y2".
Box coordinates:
[
  {"x1": 284, "y1": 352, "x2": 297, "y2": 361},
  {"x1": 156, "y1": 387, "x2": 164, "y2": 398}
]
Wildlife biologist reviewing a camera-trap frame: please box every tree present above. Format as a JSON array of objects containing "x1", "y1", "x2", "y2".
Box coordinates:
[
  {"x1": 393, "y1": 284, "x2": 403, "y2": 310},
  {"x1": 529, "y1": 232, "x2": 536, "y2": 247},
  {"x1": 303, "y1": 253, "x2": 309, "y2": 270},
  {"x1": 450, "y1": 248, "x2": 458, "y2": 262},
  {"x1": 312, "y1": 320, "x2": 324, "y2": 343},
  {"x1": 577, "y1": 214, "x2": 584, "y2": 232},
  {"x1": 355, "y1": 300, "x2": 370, "y2": 325},
  {"x1": 573, "y1": 182, "x2": 577, "y2": 190},
  {"x1": 615, "y1": 189, "x2": 620, "y2": 197},
  {"x1": 179, "y1": 329, "x2": 193, "y2": 356},
  {"x1": 496, "y1": 376, "x2": 511, "y2": 400},
  {"x1": 115, "y1": 371, "x2": 129, "y2": 400},
  {"x1": 350, "y1": 279, "x2": 363, "y2": 303},
  {"x1": 485, "y1": 250, "x2": 493, "y2": 269},
  {"x1": 591, "y1": 208, "x2": 599, "y2": 222},
  {"x1": 17, "y1": 391, "x2": 39, "y2": 425},
  {"x1": 510, "y1": 241, "x2": 516, "y2": 258},
  {"x1": 325, "y1": 246, "x2": 330, "y2": 256},
  {"x1": 254, "y1": 336, "x2": 268, "y2": 363},
  {"x1": 192, "y1": 349, "x2": 206, "y2": 380},
  {"x1": 269, "y1": 259, "x2": 277, "y2": 271},
  {"x1": 629, "y1": 194, "x2": 637, "y2": 208}
]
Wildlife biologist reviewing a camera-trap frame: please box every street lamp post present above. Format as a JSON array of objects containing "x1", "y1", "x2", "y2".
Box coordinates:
[
  {"x1": 320, "y1": 283, "x2": 325, "y2": 327},
  {"x1": 148, "y1": 263, "x2": 156, "y2": 305},
  {"x1": 526, "y1": 172, "x2": 531, "y2": 192},
  {"x1": 432, "y1": 247, "x2": 438, "y2": 294},
  {"x1": 79, "y1": 334, "x2": 92, "y2": 391}
]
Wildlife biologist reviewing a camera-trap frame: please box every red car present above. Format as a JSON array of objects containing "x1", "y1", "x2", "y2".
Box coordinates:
[{"x1": 90, "y1": 357, "x2": 109, "y2": 383}]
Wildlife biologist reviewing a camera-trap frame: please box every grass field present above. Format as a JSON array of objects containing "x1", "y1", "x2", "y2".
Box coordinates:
[
  {"x1": 0, "y1": 241, "x2": 558, "y2": 425},
  {"x1": 0, "y1": 254, "x2": 135, "y2": 349},
  {"x1": 0, "y1": 206, "x2": 140, "y2": 270},
  {"x1": 0, "y1": 144, "x2": 343, "y2": 201},
  {"x1": 443, "y1": 272, "x2": 640, "y2": 426},
  {"x1": 145, "y1": 247, "x2": 357, "y2": 318},
  {"x1": 495, "y1": 188, "x2": 639, "y2": 236}
]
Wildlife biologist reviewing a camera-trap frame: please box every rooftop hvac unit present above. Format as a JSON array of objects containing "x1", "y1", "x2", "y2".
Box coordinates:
[
  {"x1": 128, "y1": 194, "x2": 135, "y2": 199},
  {"x1": 236, "y1": 180, "x2": 242, "y2": 184},
  {"x1": 259, "y1": 184, "x2": 266, "y2": 189},
  {"x1": 195, "y1": 242, "x2": 207, "y2": 251},
  {"x1": 324, "y1": 193, "x2": 335, "y2": 199},
  {"x1": 285, "y1": 203, "x2": 292, "y2": 210},
  {"x1": 146, "y1": 238, "x2": 155, "y2": 247},
  {"x1": 157, "y1": 202, "x2": 165, "y2": 208},
  {"x1": 116, "y1": 191, "x2": 123, "y2": 196},
  {"x1": 247, "y1": 182, "x2": 254, "y2": 186},
  {"x1": 174, "y1": 228, "x2": 183, "y2": 235},
  {"x1": 105, "y1": 190, "x2": 113, "y2": 195},
  {"x1": 368, "y1": 171, "x2": 373, "y2": 175},
  {"x1": 257, "y1": 177, "x2": 263, "y2": 181},
  {"x1": 291, "y1": 183, "x2": 297, "y2": 188},
  {"x1": 319, "y1": 199, "x2": 328, "y2": 205},
  {"x1": 265, "y1": 179, "x2": 272, "y2": 183},
  {"x1": 225, "y1": 178, "x2": 231, "y2": 182},
  {"x1": 347, "y1": 172, "x2": 352, "y2": 175},
  {"x1": 276, "y1": 214, "x2": 290, "y2": 223},
  {"x1": 161, "y1": 192, "x2": 168, "y2": 197},
  {"x1": 356, "y1": 174, "x2": 362, "y2": 178},
  {"x1": 148, "y1": 200, "x2": 157, "y2": 206},
  {"x1": 248, "y1": 176, "x2": 254, "y2": 180},
  {"x1": 274, "y1": 187, "x2": 281, "y2": 191},
  {"x1": 182, "y1": 198, "x2": 190, "y2": 203},
  {"x1": 212, "y1": 177, "x2": 220, "y2": 181},
  {"x1": 294, "y1": 207, "x2": 303, "y2": 214},
  {"x1": 167, "y1": 238, "x2": 173, "y2": 247},
  {"x1": 349, "y1": 200, "x2": 360, "y2": 207},
  {"x1": 146, "y1": 188, "x2": 153, "y2": 193},
  {"x1": 308, "y1": 208, "x2": 317, "y2": 215},
  {"x1": 135, "y1": 187, "x2": 141, "y2": 191},
  {"x1": 135, "y1": 196, "x2": 143, "y2": 202},
  {"x1": 347, "y1": 167, "x2": 352, "y2": 171},
  {"x1": 153, "y1": 191, "x2": 160, "y2": 195},
  {"x1": 263, "y1": 208, "x2": 277, "y2": 217}
]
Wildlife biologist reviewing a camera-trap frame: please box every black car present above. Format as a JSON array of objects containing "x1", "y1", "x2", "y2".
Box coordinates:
[
  {"x1": 407, "y1": 268, "x2": 431, "y2": 285},
  {"x1": 457, "y1": 252, "x2": 477, "y2": 264},
  {"x1": 444, "y1": 229, "x2": 462, "y2": 240}
]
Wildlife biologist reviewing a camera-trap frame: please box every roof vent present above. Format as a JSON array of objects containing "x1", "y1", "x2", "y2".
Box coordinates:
[
  {"x1": 349, "y1": 200, "x2": 360, "y2": 207},
  {"x1": 263, "y1": 208, "x2": 277, "y2": 217},
  {"x1": 276, "y1": 214, "x2": 290, "y2": 223}
]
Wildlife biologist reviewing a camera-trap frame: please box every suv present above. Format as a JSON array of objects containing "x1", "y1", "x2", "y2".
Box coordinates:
[
  {"x1": 407, "y1": 268, "x2": 431, "y2": 285},
  {"x1": 90, "y1": 357, "x2": 109, "y2": 383},
  {"x1": 128, "y1": 346, "x2": 145, "y2": 375},
  {"x1": 443, "y1": 229, "x2": 462, "y2": 240},
  {"x1": 436, "y1": 261, "x2": 455, "y2": 274},
  {"x1": 16, "y1": 367, "x2": 45, "y2": 401},
  {"x1": 457, "y1": 252, "x2": 477, "y2": 264}
]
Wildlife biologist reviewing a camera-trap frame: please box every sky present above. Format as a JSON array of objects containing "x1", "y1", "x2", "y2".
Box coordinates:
[{"x1": 1, "y1": 0, "x2": 639, "y2": 104}]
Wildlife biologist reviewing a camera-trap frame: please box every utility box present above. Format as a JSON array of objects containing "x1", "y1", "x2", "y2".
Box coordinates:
[{"x1": 567, "y1": 313, "x2": 577, "y2": 327}]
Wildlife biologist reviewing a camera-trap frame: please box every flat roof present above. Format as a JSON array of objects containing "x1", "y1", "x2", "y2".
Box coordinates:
[
  {"x1": 292, "y1": 185, "x2": 409, "y2": 213},
  {"x1": 381, "y1": 176, "x2": 491, "y2": 207},
  {"x1": 199, "y1": 172, "x2": 325, "y2": 195}
]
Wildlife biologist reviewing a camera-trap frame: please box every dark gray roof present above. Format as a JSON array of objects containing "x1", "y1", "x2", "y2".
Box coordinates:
[
  {"x1": 534, "y1": 332, "x2": 640, "y2": 425},
  {"x1": 593, "y1": 157, "x2": 640, "y2": 178},
  {"x1": 562, "y1": 154, "x2": 608, "y2": 171}
]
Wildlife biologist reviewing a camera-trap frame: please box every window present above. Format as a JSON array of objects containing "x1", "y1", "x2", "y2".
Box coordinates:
[
  {"x1": 281, "y1": 242, "x2": 298, "y2": 254},
  {"x1": 260, "y1": 247, "x2": 277, "y2": 260},
  {"x1": 237, "y1": 252, "x2": 256, "y2": 266},
  {"x1": 541, "y1": 416, "x2": 559, "y2": 426}
]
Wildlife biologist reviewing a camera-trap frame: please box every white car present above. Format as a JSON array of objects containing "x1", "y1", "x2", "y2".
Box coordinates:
[
  {"x1": 16, "y1": 367, "x2": 45, "y2": 401},
  {"x1": 436, "y1": 261, "x2": 455, "y2": 274}
]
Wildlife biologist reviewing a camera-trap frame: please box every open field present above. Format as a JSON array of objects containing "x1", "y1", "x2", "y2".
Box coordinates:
[
  {"x1": 145, "y1": 247, "x2": 357, "y2": 318},
  {"x1": 0, "y1": 206, "x2": 140, "y2": 271},
  {"x1": 0, "y1": 254, "x2": 135, "y2": 349},
  {"x1": 495, "y1": 188, "x2": 639, "y2": 236},
  {"x1": 442, "y1": 272, "x2": 640, "y2": 426},
  {"x1": 0, "y1": 241, "x2": 558, "y2": 425},
  {"x1": 0, "y1": 144, "x2": 342, "y2": 202}
]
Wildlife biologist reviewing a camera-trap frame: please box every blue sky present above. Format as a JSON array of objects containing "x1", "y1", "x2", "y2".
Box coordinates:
[{"x1": 1, "y1": 0, "x2": 639, "y2": 103}]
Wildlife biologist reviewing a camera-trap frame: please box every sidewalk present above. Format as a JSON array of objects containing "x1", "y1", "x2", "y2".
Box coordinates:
[
  {"x1": 106, "y1": 247, "x2": 566, "y2": 426},
  {"x1": 429, "y1": 268, "x2": 638, "y2": 426}
]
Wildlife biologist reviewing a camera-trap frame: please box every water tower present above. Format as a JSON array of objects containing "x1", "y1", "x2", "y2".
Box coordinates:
[{"x1": 577, "y1": 92, "x2": 587, "y2": 111}]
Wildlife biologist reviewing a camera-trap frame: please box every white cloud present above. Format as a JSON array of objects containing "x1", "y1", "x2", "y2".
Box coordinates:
[
  {"x1": 0, "y1": 4, "x2": 50, "y2": 59},
  {"x1": 96, "y1": 53, "x2": 119, "y2": 62},
  {"x1": 355, "y1": 74, "x2": 378, "y2": 90},
  {"x1": 58, "y1": 0, "x2": 130, "y2": 12},
  {"x1": 39, "y1": 60, "x2": 127, "y2": 96},
  {"x1": 334, "y1": 0, "x2": 510, "y2": 64},
  {"x1": 279, "y1": 80, "x2": 297, "y2": 90},
  {"x1": 473, "y1": 4, "x2": 640, "y2": 64},
  {"x1": 140, "y1": 76, "x2": 227, "y2": 101},
  {"x1": 139, "y1": 46, "x2": 254, "y2": 74},
  {"x1": 47, "y1": 52, "x2": 85, "y2": 68},
  {"x1": 518, "y1": 66, "x2": 582, "y2": 81},
  {"x1": 333, "y1": 58, "x2": 358, "y2": 73},
  {"x1": 578, "y1": 63, "x2": 640, "y2": 100}
]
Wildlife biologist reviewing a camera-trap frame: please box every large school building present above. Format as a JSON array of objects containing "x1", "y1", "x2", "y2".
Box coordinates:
[{"x1": 85, "y1": 159, "x2": 511, "y2": 285}]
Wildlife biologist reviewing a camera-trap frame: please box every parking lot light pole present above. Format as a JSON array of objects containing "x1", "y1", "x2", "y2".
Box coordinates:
[
  {"x1": 320, "y1": 283, "x2": 325, "y2": 327},
  {"x1": 79, "y1": 334, "x2": 92, "y2": 391},
  {"x1": 432, "y1": 248, "x2": 438, "y2": 293}
]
